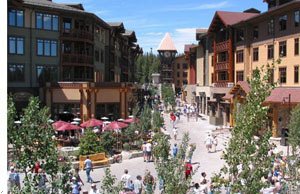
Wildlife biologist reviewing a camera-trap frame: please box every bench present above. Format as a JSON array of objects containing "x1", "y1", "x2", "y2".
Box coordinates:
[{"x1": 79, "y1": 153, "x2": 109, "y2": 170}]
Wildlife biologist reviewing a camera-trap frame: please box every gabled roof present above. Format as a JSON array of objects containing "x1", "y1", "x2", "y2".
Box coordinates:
[
  {"x1": 62, "y1": 3, "x2": 85, "y2": 11},
  {"x1": 184, "y1": 44, "x2": 197, "y2": 53},
  {"x1": 122, "y1": 30, "x2": 137, "y2": 42},
  {"x1": 157, "y1": 33, "x2": 177, "y2": 51},
  {"x1": 223, "y1": 81, "x2": 251, "y2": 100},
  {"x1": 208, "y1": 11, "x2": 259, "y2": 33},
  {"x1": 22, "y1": 0, "x2": 86, "y2": 13},
  {"x1": 265, "y1": 87, "x2": 300, "y2": 104},
  {"x1": 108, "y1": 22, "x2": 125, "y2": 33}
]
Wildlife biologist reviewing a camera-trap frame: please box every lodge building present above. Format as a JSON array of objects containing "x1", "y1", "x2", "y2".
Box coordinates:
[
  {"x1": 8, "y1": 0, "x2": 142, "y2": 121},
  {"x1": 185, "y1": 0, "x2": 300, "y2": 137}
]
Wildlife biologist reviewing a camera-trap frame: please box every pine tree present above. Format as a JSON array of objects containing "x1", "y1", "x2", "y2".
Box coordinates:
[
  {"x1": 79, "y1": 128, "x2": 104, "y2": 155},
  {"x1": 101, "y1": 168, "x2": 122, "y2": 194}
]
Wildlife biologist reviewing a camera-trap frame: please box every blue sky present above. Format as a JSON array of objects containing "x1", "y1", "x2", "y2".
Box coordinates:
[{"x1": 55, "y1": 0, "x2": 267, "y2": 54}]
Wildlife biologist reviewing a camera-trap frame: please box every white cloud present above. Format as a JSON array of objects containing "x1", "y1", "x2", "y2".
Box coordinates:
[
  {"x1": 172, "y1": 28, "x2": 198, "y2": 54},
  {"x1": 157, "y1": 1, "x2": 229, "y2": 12},
  {"x1": 145, "y1": 32, "x2": 163, "y2": 36}
]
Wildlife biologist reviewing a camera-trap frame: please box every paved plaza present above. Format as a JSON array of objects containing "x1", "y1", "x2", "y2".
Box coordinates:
[{"x1": 79, "y1": 111, "x2": 230, "y2": 192}]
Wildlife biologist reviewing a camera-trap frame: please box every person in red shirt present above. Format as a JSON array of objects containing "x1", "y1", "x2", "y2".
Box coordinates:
[
  {"x1": 170, "y1": 112, "x2": 176, "y2": 127},
  {"x1": 185, "y1": 160, "x2": 193, "y2": 179},
  {"x1": 34, "y1": 161, "x2": 41, "y2": 173}
]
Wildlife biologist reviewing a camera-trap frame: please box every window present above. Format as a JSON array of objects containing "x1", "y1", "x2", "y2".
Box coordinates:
[
  {"x1": 268, "y1": 45, "x2": 274, "y2": 59},
  {"x1": 177, "y1": 72, "x2": 180, "y2": 77},
  {"x1": 295, "y1": 38, "x2": 299, "y2": 55},
  {"x1": 295, "y1": 66, "x2": 299, "y2": 83},
  {"x1": 279, "y1": 41, "x2": 287, "y2": 57},
  {"x1": 236, "y1": 29, "x2": 244, "y2": 42},
  {"x1": 211, "y1": 73, "x2": 214, "y2": 83},
  {"x1": 95, "y1": 50, "x2": 99, "y2": 62},
  {"x1": 183, "y1": 63, "x2": 188, "y2": 69},
  {"x1": 218, "y1": 71, "x2": 228, "y2": 81},
  {"x1": 63, "y1": 18, "x2": 72, "y2": 33},
  {"x1": 100, "y1": 50, "x2": 104, "y2": 63},
  {"x1": 253, "y1": 48, "x2": 259, "y2": 61},
  {"x1": 36, "y1": 65, "x2": 58, "y2": 85},
  {"x1": 236, "y1": 71, "x2": 244, "y2": 82},
  {"x1": 36, "y1": 13, "x2": 58, "y2": 31},
  {"x1": 295, "y1": 10, "x2": 300, "y2": 27},
  {"x1": 8, "y1": 64, "x2": 24, "y2": 82},
  {"x1": 183, "y1": 72, "x2": 188, "y2": 77},
  {"x1": 268, "y1": 69, "x2": 274, "y2": 83},
  {"x1": 279, "y1": 15, "x2": 287, "y2": 31},
  {"x1": 177, "y1": 63, "x2": 180, "y2": 69},
  {"x1": 9, "y1": 37, "x2": 24, "y2": 55},
  {"x1": 279, "y1": 67, "x2": 287, "y2": 84},
  {"x1": 8, "y1": 9, "x2": 24, "y2": 27},
  {"x1": 218, "y1": 52, "x2": 228, "y2": 62},
  {"x1": 253, "y1": 26, "x2": 259, "y2": 40},
  {"x1": 183, "y1": 80, "x2": 188, "y2": 85},
  {"x1": 268, "y1": 19, "x2": 274, "y2": 35},
  {"x1": 37, "y1": 39, "x2": 57, "y2": 56},
  {"x1": 236, "y1": 50, "x2": 244, "y2": 63},
  {"x1": 177, "y1": 80, "x2": 180, "y2": 86}
]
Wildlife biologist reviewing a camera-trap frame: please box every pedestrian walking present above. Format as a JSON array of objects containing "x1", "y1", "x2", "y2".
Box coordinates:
[
  {"x1": 142, "y1": 141, "x2": 147, "y2": 162},
  {"x1": 213, "y1": 135, "x2": 218, "y2": 153},
  {"x1": 8, "y1": 166, "x2": 20, "y2": 193},
  {"x1": 133, "y1": 175, "x2": 143, "y2": 194},
  {"x1": 185, "y1": 160, "x2": 193, "y2": 179},
  {"x1": 121, "y1": 169, "x2": 132, "y2": 191},
  {"x1": 145, "y1": 140, "x2": 152, "y2": 162},
  {"x1": 84, "y1": 156, "x2": 94, "y2": 183},
  {"x1": 89, "y1": 183, "x2": 100, "y2": 194},
  {"x1": 205, "y1": 134, "x2": 213, "y2": 153},
  {"x1": 143, "y1": 170, "x2": 155, "y2": 194},
  {"x1": 37, "y1": 168, "x2": 48, "y2": 192},
  {"x1": 172, "y1": 143, "x2": 178, "y2": 157},
  {"x1": 173, "y1": 127, "x2": 178, "y2": 140},
  {"x1": 71, "y1": 177, "x2": 81, "y2": 194}
]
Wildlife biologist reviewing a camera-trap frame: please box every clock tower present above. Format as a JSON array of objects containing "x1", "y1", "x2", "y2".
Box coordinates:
[{"x1": 157, "y1": 33, "x2": 177, "y2": 83}]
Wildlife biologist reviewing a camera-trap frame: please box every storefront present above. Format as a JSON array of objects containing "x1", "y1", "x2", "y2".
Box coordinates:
[{"x1": 45, "y1": 82, "x2": 136, "y2": 121}]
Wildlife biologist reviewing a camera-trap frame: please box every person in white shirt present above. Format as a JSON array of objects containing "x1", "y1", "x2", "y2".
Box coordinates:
[
  {"x1": 173, "y1": 127, "x2": 178, "y2": 140},
  {"x1": 205, "y1": 134, "x2": 213, "y2": 153},
  {"x1": 89, "y1": 183, "x2": 100, "y2": 194},
  {"x1": 121, "y1": 169, "x2": 131, "y2": 191},
  {"x1": 133, "y1": 175, "x2": 143, "y2": 194},
  {"x1": 145, "y1": 141, "x2": 152, "y2": 162}
]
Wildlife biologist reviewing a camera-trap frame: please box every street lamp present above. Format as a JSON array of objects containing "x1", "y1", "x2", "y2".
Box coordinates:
[{"x1": 282, "y1": 94, "x2": 291, "y2": 157}]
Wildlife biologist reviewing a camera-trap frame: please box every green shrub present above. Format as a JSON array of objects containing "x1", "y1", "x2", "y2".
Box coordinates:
[
  {"x1": 79, "y1": 128, "x2": 104, "y2": 155},
  {"x1": 123, "y1": 143, "x2": 130, "y2": 151}
]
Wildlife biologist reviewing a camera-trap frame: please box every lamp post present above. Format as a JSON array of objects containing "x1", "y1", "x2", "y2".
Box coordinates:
[{"x1": 282, "y1": 94, "x2": 291, "y2": 157}]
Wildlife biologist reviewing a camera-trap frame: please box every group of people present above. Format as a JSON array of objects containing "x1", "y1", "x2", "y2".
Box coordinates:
[
  {"x1": 204, "y1": 133, "x2": 218, "y2": 153},
  {"x1": 141, "y1": 140, "x2": 153, "y2": 162},
  {"x1": 8, "y1": 161, "x2": 49, "y2": 193},
  {"x1": 120, "y1": 169, "x2": 155, "y2": 194}
]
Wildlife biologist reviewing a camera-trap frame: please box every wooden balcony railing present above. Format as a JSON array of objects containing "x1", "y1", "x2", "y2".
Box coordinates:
[
  {"x1": 216, "y1": 40, "x2": 230, "y2": 52},
  {"x1": 215, "y1": 62, "x2": 229, "y2": 71},
  {"x1": 62, "y1": 53, "x2": 93, "y2": 65},
  {"x1": 61, "y1": 29, "x2": 94, "y2": 42}
]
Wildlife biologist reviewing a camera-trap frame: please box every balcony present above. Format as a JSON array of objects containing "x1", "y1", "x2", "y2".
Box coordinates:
[
  {"x1": 216, "y1": 40, "x2": 229, "y2": 52},
  {"x1": 60, "y1": 29, "x2": 94, "y2": 43},
  {"x1": 62, "y1": 53, "x2": 93, "y2": 66},
  {"x1": 215, "y1": 62, "x2": 229, "y2": 71}
]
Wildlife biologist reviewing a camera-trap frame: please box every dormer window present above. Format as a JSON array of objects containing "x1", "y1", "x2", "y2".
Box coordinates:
[{"x1": 279, "y1": 15, "x2": 287, "y2": 31}]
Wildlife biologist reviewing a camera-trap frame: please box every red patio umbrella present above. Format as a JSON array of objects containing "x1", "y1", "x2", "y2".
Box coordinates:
[
  {"x1": 56, "y1": 123, "x2": 81, "y2": 131},
  {"x1": 80, "y1": 118, "x2": 103, "y2": 128},
  {"x1": 52, "y1": 120, "x2": 69, "y2": 129},
  {"x1": 123, "y1": 118, "x2": 140, "y2": 124},
  {"x1": 103, "y1": 121, "x2": 128, "y2": 131}
]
